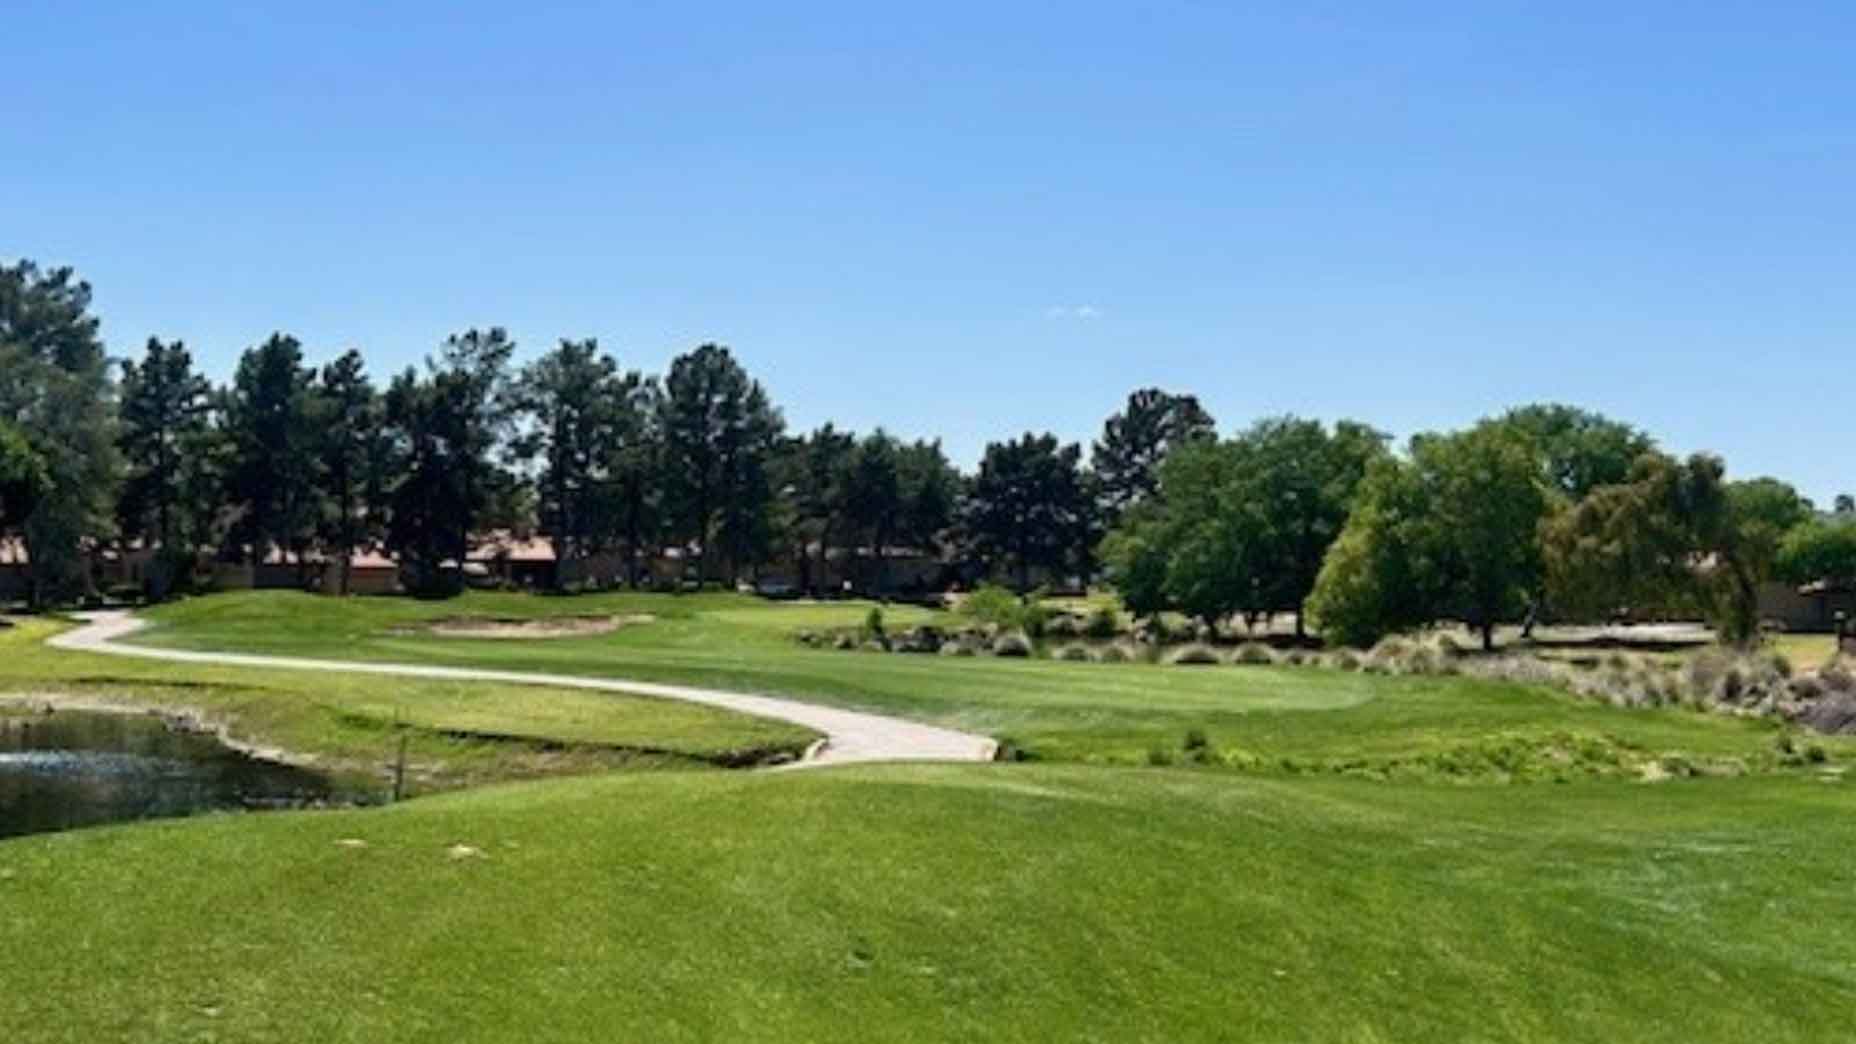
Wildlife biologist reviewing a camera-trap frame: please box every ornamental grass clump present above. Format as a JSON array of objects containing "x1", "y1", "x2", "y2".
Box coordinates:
[
  {"x1": 991, "y1": 631, "x2": 1034, "y2": 658},
  {"x1": 1168, "y1": 643, "x2": 1223, "y2": 666},
  {"x1": 1232, "y1": 642, "x2": 1275, "y2": 666},
  {"x1": 1052, "y1": 643, "x2": 1093, "y2": 662}
]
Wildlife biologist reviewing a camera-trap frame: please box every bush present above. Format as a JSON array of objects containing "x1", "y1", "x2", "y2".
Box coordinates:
[
  {"x1": 1232, "y1": 642, "x2": 1274, "y2": 665},
  {"x1": 939, "y1": 641, "x2": 976, "y2": 657},
  {"x1": 960, "y1": 584, "x2": 1022, "y2": 628},
  {"x1": 1096, "y1": 643, "x2": 1135, "y2": 663},
  {"x1": 1043, "y1": 614, "x2": 1081, "y2": 640},
  {"x1": 1052, "y1": 643, "x2": 1093, "y2": 662},
  {"x1": 1432, "y1": 633, "x2": 1464, "y2": 658},
  {"x1": 1168, "y1": 643, "x2": 1222, "y2": 666},
  {"x1": 991, "y1": 632, "x2": 1034, "y2": 658},
  {"x1": 832, "y1": 633, "x2": 857, "y2": 651},
  {"x1": 1084, "y1": 607, "x2": 1121, "y2": 639},
  {"x1": 864, "y1": 606, "x2": 886, "y2": 639},
  {"x1": 1328, "y1": 650, "x2": 1363, "y2": 672},
  {"x1": 1183, "y1": 728, "x2": 1210, "y2": 753},
  {"x1": 860, "y1": 639, "x2": 890, "y2": 654}
]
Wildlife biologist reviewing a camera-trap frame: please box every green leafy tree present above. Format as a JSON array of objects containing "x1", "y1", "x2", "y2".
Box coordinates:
[
  {"x1": 224, "y1": 334, "x2": 324, "y2": 571},
  {"x1": 1835, "y1": 493, "x2": 1855, "y2": 516},
  {"x1": 314, "y1": 350, "x2": 389, "y2": 596},
  {"x1": 1097, "y1": 417, "x2": 1385, "y2": 634},
  {"x1": 774, "y1": 425, "x2": 856, "y2": 594},
  {"x1": 964, "y1": 433, "x2": 1091, "y2": 592},
  {"x1": 1541, "y1": 455, "x2": 1807, "y2": 644},
  {"x1": 1498, "y1": 404, "x2": 1656, "y2": 500},
  {"x1": 843, "y1": 430, "x2": 902, "y2": 591},
  {"x1": 0, "y1": 261, "x2": 121, "y2": 606},
  {"x1": 0, "y1": 421, "x2": 47, "y2": 533},
  {"x1": 511, "y1": 339, "x2": 655, "y2": 588},
  {"x1": 1777, "y1": 517, "x2": 1856, "y2": 587},
  {"x1": 658, "y1": 344, "x2": 783, "y2": 585},
  {"x1": 117, "y1": 337, "x2": 216, "y2": 596},
  {"x1": 1091, "y1": 388, "x2": 1215, "y2": 521},
  {"x1": 1309, "y1": 424, "x2": 1551, "y2": 649},
  {"x1": 380, "y1": 329, "x2": 518, "y2": 595}
]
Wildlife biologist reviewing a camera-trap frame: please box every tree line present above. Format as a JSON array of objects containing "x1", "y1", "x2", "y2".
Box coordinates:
[{"x1": 3, "y1": 258, "x2": 1852, "y2": 644}]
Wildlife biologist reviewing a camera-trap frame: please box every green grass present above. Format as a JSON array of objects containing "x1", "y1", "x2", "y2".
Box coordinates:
[
  {"x1": 0, "y1": 615, "x2": 818, "y2": 792},
  {"x1": 3, "y1": 764, "x2": 1854, "y2": 1042},
  {"x1": 125, "y1": 591, "x2": 1853, "y2": 778}
]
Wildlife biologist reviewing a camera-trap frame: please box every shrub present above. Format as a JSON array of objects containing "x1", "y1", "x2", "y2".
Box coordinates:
[
  {"x1": 1432, "y1": 633, "x2": 1464, "y2": 658},
  {"x1": 832, "y1": 633, "x2": 857, "y2": 651},
  {"x1": 1820, "y1": 658, "x2": 1855, "y2": 693},
  {"x1": 860, "y1": 639, "x2": 890, "y2": 653},
  {"x1": 1146, "y1": 746, "x2": 1177, "y2": 766},
  {"x1": 991, "y1": 632, "x2": 1034, "y2": 658},
  {"x1": 1232, "y1": 642, "x2": 1274, "y2": 665},
  {"x1": 960, "y1": 584, "x2": 1022, "y2": 628},
  {"x1": 864, "y1": 606, "x2": 886, "y2": 639},
  {"x1": 1043, "y1": 614, "x2": 1081, "y2": 640},
  {"x1": 1052, "y1": 643, "x2": 1093, "y2": 662},
  {"x1": 1168, "y1": 643, "x2": 1222, "y2": 666},
  {"x1": 1084, "y1": 607, "x2": 1121, "y2": 639},
  {"x1": 1281, "y1": 649, "x2": 1307, "y2": 667},
  {"x1": 939, "y1": 641, "x2": 976, "y2": 657},
  {"x1": 1328, "y1": 650, "x2": 1363, "y2": 672},
  {"x1": 1096, "y1": 643, "x2": 1135, "y2": 663},
  {"x1": 1183, "y1": 727, "x2": 1210, "y2": 752}
]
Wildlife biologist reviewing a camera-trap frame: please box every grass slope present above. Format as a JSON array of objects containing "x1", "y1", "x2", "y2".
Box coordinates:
[
  {"x1": 133, "y1": 591, "x2": 1850, "y2": 777},
  {"x1": 0, "y1": 616, "x2": 817, "y2": 791},
  {"x1": 3, "y1": 764, "x2": 1854, "y2": 1043}
]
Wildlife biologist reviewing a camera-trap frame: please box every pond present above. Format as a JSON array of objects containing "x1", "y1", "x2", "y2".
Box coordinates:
[{"x1": 0, "y1": 708, "x2": 375, "y2": 840}]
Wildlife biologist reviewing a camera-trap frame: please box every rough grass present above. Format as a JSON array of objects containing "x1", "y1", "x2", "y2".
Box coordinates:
[{"x1": 2, "y1": 765, "x2": 1854, "y2": 1042}]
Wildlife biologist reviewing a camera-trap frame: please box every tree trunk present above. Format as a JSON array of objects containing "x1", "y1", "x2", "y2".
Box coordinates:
[{"x1": 1481, "y1": 619, "x2": 1495, "y2": 652}]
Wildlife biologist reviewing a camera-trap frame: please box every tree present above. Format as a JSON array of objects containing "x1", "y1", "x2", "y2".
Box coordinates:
[
  {"x1": 658, "y1": 345, "x2": 782, "y2": 585},
  {"x1": 511, "y1": 339, "x2": 654, "y2": 589},
  {"x1": 1836, "y1": 494, "x2": 1855, "y2": 516},
  {"x1": 1541, "y1": 455, "x2": 1807, "y2": 645},
  {"x1": 223, "y1": 334, "x2": 323, "y2": 572},
  {"x1": 1308, "y1": 424, "x2": 1551, "y2": 650},
  {"x1": 432, "y1": 327, "x2": 518, "y2": 563},
  {"x1": 1096, "y1": 417, "x2": 1386, "y2": 635},
  {"x1": 1498, "y1": 404, "x2": 1656, "y2": 500},
  {"x1": 0, "y1": 261, "x2": 121, "y2": 606},
  {"x1": 843, "y1": 431, "x2": 902, "y2": 591},
  {"x1": 1777, "y1": 518, "x2": 1856, "y2": 588},
  {"x1": 314, "y1": 350, "x2": 387, "y2": 596},
  {"x1": 775, "y1": 425, "x2": 856, "y2": 595},
  {"x1": 964, "y1": 433, "x2": 1091, "y2": 592},
  {"x1": 1092, "y1": 388, "x2": 1215, "y2": 520},
  {"x1": 379, "y1": 330, "x2": 517, "y2": 596},
  {"x1": 117, "y1": 337, "x2": 215, "y2": 595},
  {"x1": 0, "y1": 421, "x2": 47, "y2": 533}
]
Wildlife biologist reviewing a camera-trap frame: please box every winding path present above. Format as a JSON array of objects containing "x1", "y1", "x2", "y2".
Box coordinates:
[{"x1": 50, "y1": 612, "x2": 997, "y2": 768}]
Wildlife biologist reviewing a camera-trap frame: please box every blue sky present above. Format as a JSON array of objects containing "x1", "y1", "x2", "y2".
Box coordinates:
[{"x1": 4, "y1": 2, "x2": 1852, "y2": 501}]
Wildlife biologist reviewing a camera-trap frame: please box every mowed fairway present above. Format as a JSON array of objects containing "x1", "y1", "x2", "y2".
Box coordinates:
[
  {"x1": 3, "y1": 765, "x2": 1854, "y2": 1043},
  {"x1": 124, "y1": 591, "x2": 1846, "y2": 773}
]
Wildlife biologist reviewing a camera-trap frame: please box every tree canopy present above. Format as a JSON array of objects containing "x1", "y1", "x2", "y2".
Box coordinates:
[
  {"x1": 1308, "y1": 422, "x2": 1552, "y2": 649},
  {"x1": 1091, "y1": 388, "x2": 1215, "y2": 521}
]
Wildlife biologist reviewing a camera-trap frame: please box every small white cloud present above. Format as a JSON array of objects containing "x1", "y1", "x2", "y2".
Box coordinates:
[{"x1": 1045, "y1": 304, "x2": 1103, "y2": 320}]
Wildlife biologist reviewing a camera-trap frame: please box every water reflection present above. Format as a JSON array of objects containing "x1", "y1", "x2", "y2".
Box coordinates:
[{"x1": 0, "y1": 708, "x2": 371, "y2": 840}]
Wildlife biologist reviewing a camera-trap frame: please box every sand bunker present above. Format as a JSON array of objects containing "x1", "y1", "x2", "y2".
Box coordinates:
[{"x1": 411, "y1": 614, "x2": 655, "y2": 639}]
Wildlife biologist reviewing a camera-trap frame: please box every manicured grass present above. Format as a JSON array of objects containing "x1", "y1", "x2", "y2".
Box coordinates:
[
  {"x1": 0, "y1": 616, "x2": 818, "y2": 792},
  {"x1": 2, "y1": 763, "x2": 1854, "y2": 1042},
  {"x1": 130, "y1": 591, "x2": 1852, "y2": 777}
]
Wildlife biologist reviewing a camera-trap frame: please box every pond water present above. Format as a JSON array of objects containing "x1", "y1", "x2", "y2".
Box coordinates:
[{"x1": 0, "y1": 708, "x2": 372, "y2": 840}]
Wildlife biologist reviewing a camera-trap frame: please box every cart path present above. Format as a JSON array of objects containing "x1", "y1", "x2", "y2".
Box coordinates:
[{"x1": 50, "y1": 611, "x2": 998, "y2": 768}]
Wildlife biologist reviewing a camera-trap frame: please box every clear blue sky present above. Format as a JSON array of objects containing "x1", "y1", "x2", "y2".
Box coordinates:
[{"x1": 5, "y1": 2, "x2": 1852, "y2": 502}]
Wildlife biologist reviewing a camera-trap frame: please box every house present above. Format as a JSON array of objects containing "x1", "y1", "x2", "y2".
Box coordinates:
[{"x1": 1758, "y1": 579, "x2": 1856, "y2": 634}]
